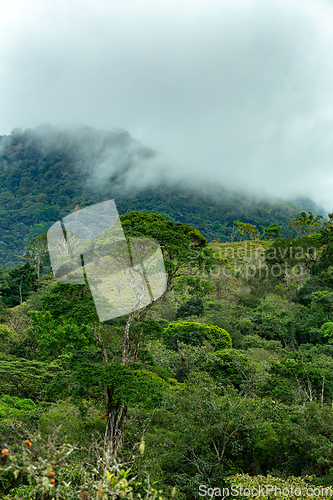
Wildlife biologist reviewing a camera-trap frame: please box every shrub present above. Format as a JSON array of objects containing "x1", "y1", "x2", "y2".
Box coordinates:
[
  {"x1": 163, "y1": 321, "x2": 232, "y2": 351},
  {"x1": 0, "y1": 429, "x2": 165, "y2": 499}
]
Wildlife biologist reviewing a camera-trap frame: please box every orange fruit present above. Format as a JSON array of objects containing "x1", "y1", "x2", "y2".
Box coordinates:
[
  {"x1": 49, "y1": 471, "x2": 55, "y2": 478},
  {"x1": 24, "y1": 440, "x2": 32, "y2": 447},
  {"x1": 1, "y1": 448, "x2": 9, "y2": 456},
  {"x1": 50, "y1": 479, "x2": 55, "y2": 484}
]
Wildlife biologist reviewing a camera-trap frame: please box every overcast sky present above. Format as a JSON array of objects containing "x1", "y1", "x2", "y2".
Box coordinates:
[{"x1": 1, "y1": 0, "x2": 333, "y2": 209}]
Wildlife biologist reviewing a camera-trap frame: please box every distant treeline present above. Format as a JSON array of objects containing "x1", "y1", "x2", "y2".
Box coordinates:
[{"x1": 0, "y1": 126, "x2": 324, "y2": 267}]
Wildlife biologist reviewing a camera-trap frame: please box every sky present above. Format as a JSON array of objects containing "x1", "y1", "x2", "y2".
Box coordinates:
[{"x1": 1, "y1": 0, "x2": 333, "y2": 210}]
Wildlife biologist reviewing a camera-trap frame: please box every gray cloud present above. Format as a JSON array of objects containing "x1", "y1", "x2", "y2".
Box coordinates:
[{"x1": 1, "y1": 0, "x2": 333, "y2": 210}]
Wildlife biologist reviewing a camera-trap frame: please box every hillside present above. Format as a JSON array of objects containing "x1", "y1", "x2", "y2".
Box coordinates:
[
  {"x1": 1, "y1": 214, "x2": 333, "y2": 498},
  {"x1": 0, "y1": 125, "x2": 325, "y2": 267}
]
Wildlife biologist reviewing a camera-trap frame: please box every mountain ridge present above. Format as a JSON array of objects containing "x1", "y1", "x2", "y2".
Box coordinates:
[{"x1": 0, "y1": 124, "x2": 326, "y2": 268}]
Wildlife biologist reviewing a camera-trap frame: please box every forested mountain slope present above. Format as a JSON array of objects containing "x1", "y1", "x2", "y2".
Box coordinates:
[{"x1": 0, "y1": 125, "x2": 324, "y2": 267}]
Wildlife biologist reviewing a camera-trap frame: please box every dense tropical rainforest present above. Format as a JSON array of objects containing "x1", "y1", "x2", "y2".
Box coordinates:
[{"x1": 1, "y1": 126, "x2": 333, "y2": 499}]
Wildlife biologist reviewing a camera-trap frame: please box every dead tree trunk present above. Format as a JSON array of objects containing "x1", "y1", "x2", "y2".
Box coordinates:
[
  {"x1": 19, "y1": 277, "x2": 23, "y2": 305},
  {"x1": 104, "y1": 386, "x2": 128, "y2": 463},
  {"x1": 104, "y1": 309, "x2": 138, "y2": 462}
]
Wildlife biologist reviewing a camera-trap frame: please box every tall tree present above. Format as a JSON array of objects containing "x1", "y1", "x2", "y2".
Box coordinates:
[
  {"x1": 24, "y1": 233, "x2": 50, "y2": 278},
  {"x1": 95, "y1": 211, "x2": 216, "y2": 460},
  {"x1": 259, "y1": 223, "x2": 283, "y2": 240},
  {"x1": 288, "y1": 211, "x2": 324, "y2": 237},
  {"x1": 233, "y1": 221, "x2": 260, "y2": 241},
  {"x1": 1, "y1": 262, "x2": 38, "y2": 307}
]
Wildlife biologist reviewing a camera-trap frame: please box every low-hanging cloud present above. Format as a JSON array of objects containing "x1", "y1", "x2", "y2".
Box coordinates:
[{"x1": 1, "y1": 0, "x2": 333, "y2": 210}]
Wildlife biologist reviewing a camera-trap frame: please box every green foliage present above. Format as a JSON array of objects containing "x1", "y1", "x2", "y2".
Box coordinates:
[
  {"x1": 174, "y1": 275, "x2": 214, "y2": 299},
  {"x1": 0, "y1": 325, "x2": 17, "y2": 353},
  {"x1": 241, "y1": 334, "x2": 283, "y2": 352},
  {"x1": 71, "y1": 360, "x2": 166, "y2": 409},
  {"x1": 1, "y1": 262, "x2": 38, "y2": 308},
  {"x1": 321, "y1": 322, "x2": 333, "y2": 344},
  {"x1": 243, "y1": 298, "x2": 300, "y2": 347},
  {"x1": 309, "y1": 291, "x2": 333, "y2": 325},
  {"x1": 176, "y1": 297, "x2": 205, "y2": 319},
  {"x1": 317, "y1": 212, "x2": 333, "y2": 245},
  {"x1": 130, "y1": 374, "x2": 333, "y2": 499},
  {"x1": 261, "y1": 348, "x2": 333, "y2": 405},
  {"x1": 38, "y1": 400, "x2": 104, "y2": 444},
  {"x1": 295, "y1": 241, "x2": 333, "y2": 307},
  {"x1": 131, "y1": 319, "x2": 169, "y2": 341},
  {"x1": 26, "y1": 310, "x2": 95, "y2": 360},
  {"x1": 313, "y1": 241, "x2": 333, "y2": 275},
  {"x1": 234, "y1": 221, "x2": 260, "y2": 240},
  {"x1": 295, "y1": 290, "x2": 333, "y2": 344},
  {"x1": 118, "y1": 210, "x2": 215, "y2": 278},
  {"x1": 289, "y1": 211, "x2": 324, "y2": 237},
  {"x1": 259, "y1": 223, "x2": 283, "y2": 240},
  {"x1": 103, "y1": 364, "x2": 167, "y2": 409},
  {"x1": 0, "y1": 429, "x2": 164, "y2": 499},
  {"x1": 212, "y1": 348, "x2": 257, "y2": 389},
  {"x1": 264, "y1": 235, "x2": 320, "y2": 279},
  {"x1": 174, "y1": 276, "x2": 214, "y2": 318},
  {"x1": 0, "y1": 356, "x2": 65, "y2": 402},
  {"x1": 163, "y1": 320, "x2": 232, "y2": 350},
  {"x1": 33, "y1": 205, "x2": 60, "y2": 224},
  {"x1": 0, "y1": 395, "x2": 36, "y2": 419},
  {"x1": 23, "y1": 233, "x2": 51, "y2": 277},
  {"x1": 224, "y1": 474, "x2": 321, "y2": 500},
  {"x1": 40, "y1": 283, "x2": 99, "y2": 325},
  {"x1": 145, "y1": 372, "x2": 262, "y2": 495},
  {"x1": 27, "y1": 222, "x2": 47, "y2": 241},
  {"x1": 0, "y1": 140, "x2": 333, "y2": 500}
]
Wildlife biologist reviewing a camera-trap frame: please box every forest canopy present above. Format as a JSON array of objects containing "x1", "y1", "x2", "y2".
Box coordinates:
[{"x1": 0, "y1": 126, "x2": 332, "y2": 499}]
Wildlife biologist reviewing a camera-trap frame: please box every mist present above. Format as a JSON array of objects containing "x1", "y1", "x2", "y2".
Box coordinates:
[{"x1": 1, "y1": 0, "x2": 333, "y2": 210}]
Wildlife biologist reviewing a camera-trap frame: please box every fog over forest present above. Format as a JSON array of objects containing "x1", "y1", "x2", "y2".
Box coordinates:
[{"x1": 1, "y1": 0, "x2": 333, "y2": 210}]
